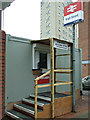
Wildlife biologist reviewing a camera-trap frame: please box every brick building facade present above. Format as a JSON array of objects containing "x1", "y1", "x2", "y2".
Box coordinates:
[
  {"x1": 79, "y1": 2, "x2": 90, "y2": 78},
  {"x1": 0, "y1": 31, "x2": 6, "y2": 119}
]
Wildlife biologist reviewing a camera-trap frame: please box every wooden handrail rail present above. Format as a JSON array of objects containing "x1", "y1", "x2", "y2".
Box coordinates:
[
  {"x1": 37, "y1": 84, "x2": 51, "y2": 88},
  {"x1": 34, "y1": 70, "x2": 51, "y2": 81},
  {"x1": 54, "y1": 82, "x2": 72, "y2": 86},
  {"x1": 54, "y1": 69, "x2": 72, "y2": 72}
]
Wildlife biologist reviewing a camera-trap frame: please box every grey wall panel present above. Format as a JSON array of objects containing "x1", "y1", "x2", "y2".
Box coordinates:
[
  {"x1": 6, "y1": 36, "x2": 35, "y2": 103},
  {"x1": 56, "y1": 49, "x2": 71, "y2": 92},
  {"x1": 75, "y1": 49, "x2": 81, "y2": 89},
  {"x1": 56, "y1": 49, "x2": 81, "y2": 93}
]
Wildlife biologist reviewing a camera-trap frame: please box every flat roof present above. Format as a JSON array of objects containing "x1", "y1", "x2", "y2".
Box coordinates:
[
  {"x1": 0, "y1": 0, "x2": 15, "y2": 10},
  {"x1": 30, "y1": 38, "x2": 73, "y2": 46}
]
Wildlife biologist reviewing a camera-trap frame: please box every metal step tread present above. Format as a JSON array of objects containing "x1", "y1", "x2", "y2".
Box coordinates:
[
  {"x1": 38, "y1": 91, "x2": 70, "y2": 98},
  {"x1": 30, "y1": 94, "x2": 51, "y2": 102},
  {"x1": 22, "y1": 98, "x2": 44, "y2": 107},
  {"x1": 14, "y1": 103, "x2": 42, "y2": 114},
  {"x1": 7, "y1": 110, "x2": 33, "y2": 119},
  {"x1": 24, "y1": 97, "x2": 49, "y2": 105}
]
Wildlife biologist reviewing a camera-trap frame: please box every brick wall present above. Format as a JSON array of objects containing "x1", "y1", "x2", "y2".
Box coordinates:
[
  {"x1": 88, "y1": 2, "x2": 90, "y2": 61},
  {"x1": 79, "y1": 2, "x2": 89, "y2": 61},
  {"x1": 82, "y1": 64, "x2": 88, "y2": 78},
  {"x1": 88, "y1": 2, "x2": 90, "y2": 76},
  {"x1": 83, "y1": 64, "x2": 90, "y2": 77},
  {"x1": 79, "y1": 2, "x2": 90, "y2": 78},
  {"x1": 0, "y1": 31, "x2": 6, "y2": 119}
]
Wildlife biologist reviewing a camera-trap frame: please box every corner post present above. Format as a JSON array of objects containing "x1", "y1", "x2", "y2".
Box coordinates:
[
  {"x1": 54, "y1": 48, "x2": 57, "y2": 93},
  {"x1": 70, "y1": 45, "x2": 73, "y2": 95},
  {"x1": 35, "y1": 80, "x2": 38, "y2": 119},
  {"x1": 72, "y1": 24, "x2": 76, "y2": 112},
  {"x1": 50, "y1": 38, "x2": 54, "y2": 118}
]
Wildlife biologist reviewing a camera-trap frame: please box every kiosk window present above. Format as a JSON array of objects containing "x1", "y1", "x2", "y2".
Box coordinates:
[
  {"x1": 38, "y1": 53, "x2": 47, "y2": 69},
  {"x1": 32, "y1": 43, "x2": 50, "y2": 69}
]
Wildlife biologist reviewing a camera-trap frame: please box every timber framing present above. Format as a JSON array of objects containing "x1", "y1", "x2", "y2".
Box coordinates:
[{"x1": 31, "y1": 38, "x2": 73, "y2": 119}]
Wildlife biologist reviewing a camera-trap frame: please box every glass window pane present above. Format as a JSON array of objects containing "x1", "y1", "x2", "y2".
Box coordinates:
[{"x1": 38, "y1": 53, "x2": 47, "y2": 69}]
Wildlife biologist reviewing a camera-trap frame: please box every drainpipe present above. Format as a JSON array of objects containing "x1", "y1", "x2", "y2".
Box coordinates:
[
  {"x1": 0, "y1": 10, "x2": 1, "y2": 30},
  {"x1": 72, "y1": 24, "x2": 76, "y2": 112},
  {"x1": 80, "y1": 48, "x2": 82, "y2": 95}
]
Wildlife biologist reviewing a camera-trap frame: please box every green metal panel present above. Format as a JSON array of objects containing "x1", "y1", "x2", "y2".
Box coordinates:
[
  {"x1": 6, "y1": 35, "x2": 35, "y2": 103},
  {"x1": 56, "y1": 48, "x2": 82, "y2": 92},
  {"x1": 56, "y1": 49, "x2": 71, "y2": 92},
  {"x1": 0, "y1": 1, "x2": 15, "y2": 10},
  {"x1": 75, "y1": 49, "x2": 81, "y2": 89}
]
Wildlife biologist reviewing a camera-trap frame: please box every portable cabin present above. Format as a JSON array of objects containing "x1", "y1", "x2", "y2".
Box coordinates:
[{"x1": 0, "y1": 32, "x2": 82, "y2": 119}]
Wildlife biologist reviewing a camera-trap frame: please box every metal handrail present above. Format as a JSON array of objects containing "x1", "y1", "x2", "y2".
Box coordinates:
[{"x1": 34, "y1": 70, "x2": 51, "y2": 118}]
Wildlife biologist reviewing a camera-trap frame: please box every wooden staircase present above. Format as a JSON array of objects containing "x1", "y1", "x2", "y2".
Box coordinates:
[
  {"x1": 6, "y1": 39, "x2": 73, "y2": 119},
  {"x1": 6, "y1": 94, "x2": 51, "y2": 119},
  {"x1": 6, "y1": 92, "x2": 72, "y2": 119}
]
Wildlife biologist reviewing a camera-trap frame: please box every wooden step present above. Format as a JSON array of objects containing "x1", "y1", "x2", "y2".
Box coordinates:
[
  {"x1": 30, "y1": 94, "x2": 51, "y2": 103},
  {"x1": 22, "y1": 98, "x2": 44, "y2": 110},
  {"x1": 6, "y1": 92, "x2": 72, "y2": 119},
  {"x1": 7, "y1": 110, "x2": 33, "y2": 120},
  {"x1": 13, "y1": 103, "x2": 42, "y2": 118},
  {"x1": 26, "y1": 97, "x2": 50, "y2": 105}
]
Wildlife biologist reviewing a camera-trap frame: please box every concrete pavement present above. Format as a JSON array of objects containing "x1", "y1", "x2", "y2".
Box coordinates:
[{"x1": 74, "y1": 111, "x2": 89, "y2": 118}]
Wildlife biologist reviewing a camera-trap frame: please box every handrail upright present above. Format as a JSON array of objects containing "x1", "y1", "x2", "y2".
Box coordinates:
[
  {"x1": 34, "y1": 70, "x2": 51, "y2": 119},
  {"x1": 35, "y1": 80, "x2": 37, "y2": 118}
]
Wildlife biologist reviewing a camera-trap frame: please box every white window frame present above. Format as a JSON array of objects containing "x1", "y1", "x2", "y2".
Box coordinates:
[{"x1": 32, "y1": 43, "x2": 50, "y2": 69}]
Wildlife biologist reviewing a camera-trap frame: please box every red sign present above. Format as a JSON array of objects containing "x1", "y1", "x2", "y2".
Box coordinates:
[
  {"x1": 64, "y1": 0, "x2": 84, "y2": 26},
  {"x1": 36, "y1": 75, "x2": 50, "y2": 85},
  {"x1": 64, "y1": 1, "x2": 82, "y2": 16}
]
